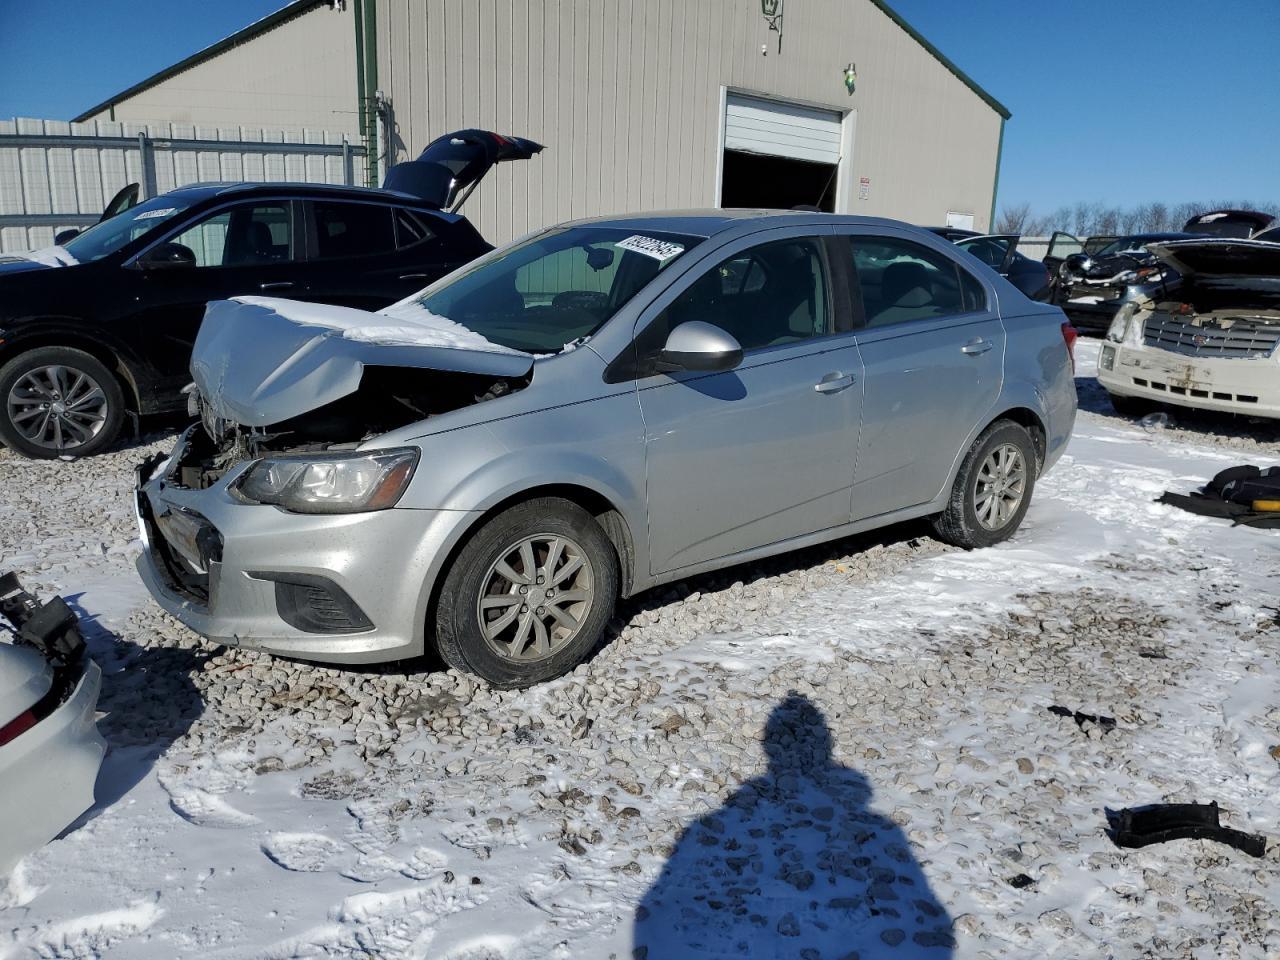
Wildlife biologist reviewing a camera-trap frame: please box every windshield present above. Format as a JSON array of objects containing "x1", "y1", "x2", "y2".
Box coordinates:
[
  {"x1": 63, "y1": 194, "x2": 198, "y2": 263},
  {"x1": 408, "y1": 226, "x2": 703, "y2": 353}
]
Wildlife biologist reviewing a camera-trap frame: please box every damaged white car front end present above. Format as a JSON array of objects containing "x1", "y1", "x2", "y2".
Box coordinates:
[{"x1": 1097, "y1": 239, "x2": 1280, "y2": 419}]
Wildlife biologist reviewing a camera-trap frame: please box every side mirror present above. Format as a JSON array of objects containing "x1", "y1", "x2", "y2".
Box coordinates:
[
  {"x1": 53, "y1": 228, "x2": 81, "y2": 246},
  {"x1": 139, "y1": 242, "x2": 197, "y2": 271},
  {"x1": 657, "y1": 321, "x2": 743, "y2": 373}
]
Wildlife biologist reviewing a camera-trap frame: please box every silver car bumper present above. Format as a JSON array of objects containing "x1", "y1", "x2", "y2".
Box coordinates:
[
  {"x1": 134, "y1": 431, "x2": 474, "y2": 664},
  {"x1": 0, "y1": 658, "x2": 105, "y2": 874}
]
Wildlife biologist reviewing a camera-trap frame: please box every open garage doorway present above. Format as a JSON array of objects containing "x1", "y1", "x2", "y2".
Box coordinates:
[
  {"x1": 718, "y1": 93, "x2": 845, "y2": 212},
  {"x1": 721, "y1": 151, "x2": 838, "y2": 211}
]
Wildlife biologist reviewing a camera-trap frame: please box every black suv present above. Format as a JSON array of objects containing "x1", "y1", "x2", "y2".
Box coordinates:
[{"x1": 0, "y1": 130, "x2": 540, "y2": 458}]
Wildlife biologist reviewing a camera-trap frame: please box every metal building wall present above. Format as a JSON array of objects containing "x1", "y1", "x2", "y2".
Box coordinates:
[
  {"x1": 376, "y1": 0, "x2": 1004, "y2": 244},
  {"x1": 84, "y1": 4, "x2": 360, "y2": 138}
]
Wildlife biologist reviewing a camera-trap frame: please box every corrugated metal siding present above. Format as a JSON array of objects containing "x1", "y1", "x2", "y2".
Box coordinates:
[
  {"x1": 85, "y1": 4, "x2": 359, "y2": 138},
  {"x1": 378, "y1": 0, "x2": 1002, "y2": 244},
  {"x1": 0, "y1": 118, "x2": 355, "y2": 253}
]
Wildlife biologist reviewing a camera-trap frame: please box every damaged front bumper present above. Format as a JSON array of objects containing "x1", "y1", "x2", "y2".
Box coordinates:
[
  {"x1": 134, "y1": 429, "x2": 473, "y2": 664},
  {"x1": 1098, "y1": 343, "x2": 1280, "y2": 419}
]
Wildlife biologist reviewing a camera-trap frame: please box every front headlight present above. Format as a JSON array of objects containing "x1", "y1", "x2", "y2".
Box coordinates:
[
  {"x1": 1106, "y1": 302, "x2": 1138, "y2": 343},
  {"x1": 235, "y1": 448, "x2": 419, "y2": 514}
]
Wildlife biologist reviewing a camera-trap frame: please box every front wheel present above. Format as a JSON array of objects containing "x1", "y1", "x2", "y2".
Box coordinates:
[
  {"x1": 433, "y1": 498, "x2": 619, "y2": 688},
  {"x1": 0, "y1": 347, "x2": 126, "y2": 459},
  {"x1": 931, "y1": 420, "x2": 1037, "y2": 550}
]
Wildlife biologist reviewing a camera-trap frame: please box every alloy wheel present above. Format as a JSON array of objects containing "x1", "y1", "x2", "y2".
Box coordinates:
[
  {"x1": 6, "y1": 364, "x2": 110, "y2": 451},
  {"x1": 974, "y1": 442, "x2": 1026, "y2": 531},
  {"x1": 476, "y1": 533, "x2": 595, "y2": 661}
]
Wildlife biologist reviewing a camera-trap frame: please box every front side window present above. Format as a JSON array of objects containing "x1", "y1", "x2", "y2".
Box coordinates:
[
  {"x1": 169, "y1": 204, "x2": 292, "y2": 268},
  {"x1": 410, "y1": 226, "x2": 702, "y2": 353},
  {"x1": 312, "y1": 202, "x2": 396, "y2": 259},
  {"x1": 852, "y1": 237, "x2": 982, "y2": 327},
  {"x1": 656, "y1": 238, "x2": 829, "y2": 352}
]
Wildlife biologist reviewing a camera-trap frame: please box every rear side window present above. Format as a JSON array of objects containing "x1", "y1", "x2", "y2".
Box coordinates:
[
  {"x1": 312, "y1": 202, "x2": 396, "y2": 259},
  {"x1": 394, "y1": 208, "x2": 436, "y2": 249},
  {"x1": 851, "y1": 237, "x2": 983, "y2": 327}
]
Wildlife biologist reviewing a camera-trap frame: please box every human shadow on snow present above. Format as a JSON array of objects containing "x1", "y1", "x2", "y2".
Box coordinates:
[{"x1": 634, "y1": 693, "x2": 954, "y2": 959}]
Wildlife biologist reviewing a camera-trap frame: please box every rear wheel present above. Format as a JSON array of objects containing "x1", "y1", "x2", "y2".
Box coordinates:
[
  {"x1": 0, "y1": 347, "x2": 125, "y2": 459},
  {"x1": 433, "y1": 498, "x2": 619, "y2": 688},
  {"x1": 932, "y1": 420, "x2": 1037, "y2": 549},
  {"x1": 1107, "y1": 391, "x2": 1156, "y2": 418}
]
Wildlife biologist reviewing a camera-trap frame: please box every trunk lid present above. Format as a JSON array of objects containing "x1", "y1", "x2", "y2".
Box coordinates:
[
  {"x1": 382, "y1": 129, "x2": 543, "y2": 212},
  {"x1": 1181, "y1": 209, "x2": 1274, "y2": 239},
  {"x1": 190, "y1": 296, "x2": 535, "y2": 427}
]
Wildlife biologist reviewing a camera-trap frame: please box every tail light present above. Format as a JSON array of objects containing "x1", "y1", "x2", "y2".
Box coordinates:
[
  {"x1": 0, "y1": 709, "x2": 38, "y2": 747},
  {"x1": 1061, "y1": 322, "x2": 1078, "y2": 372}
]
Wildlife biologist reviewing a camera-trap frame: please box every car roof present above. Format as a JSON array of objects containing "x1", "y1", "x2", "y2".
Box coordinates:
[
  {"x1": 559, "y1": 208, "x2": 929, "y2": 239},
  {"x1": 1114, "y1": 231, "x2": 1205, "y2": 243},
  {"x1": 162, "y1": 181, "x2": 463, "y2": 219}
]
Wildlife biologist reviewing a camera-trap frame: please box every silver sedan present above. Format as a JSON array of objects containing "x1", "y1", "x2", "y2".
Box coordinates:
[{"x1": 136, "y1": 211, "x2": 1077, "y2": 687}]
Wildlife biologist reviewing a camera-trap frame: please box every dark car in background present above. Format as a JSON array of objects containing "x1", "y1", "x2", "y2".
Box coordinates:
[
  {"x1": 923, "y1": 227, "x2": 1052, "y2": 300},
  {"x1": 0, "y1": 130, "x2": 540, "y2": 459},
  {"x1": 1047, "y1": 210, "x2": 1276, "y2": 332}
]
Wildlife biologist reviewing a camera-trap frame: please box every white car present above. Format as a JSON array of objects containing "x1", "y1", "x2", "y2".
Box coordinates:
[
  {"x1": 1097, "y1": 238, "x2": 1280, "y2": 420},
  {"x1": 0, "y1": 574, "x2": 105, "y2": 874}
]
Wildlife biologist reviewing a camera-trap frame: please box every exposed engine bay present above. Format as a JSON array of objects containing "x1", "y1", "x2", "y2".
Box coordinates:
[{"x1": 174, "y1": 366, "x2": 528, "y2": 490}]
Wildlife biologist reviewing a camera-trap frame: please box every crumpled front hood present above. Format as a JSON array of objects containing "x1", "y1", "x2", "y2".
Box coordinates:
[{"x1": 191, "y1": 297, "x2": 534, "y2": 427}]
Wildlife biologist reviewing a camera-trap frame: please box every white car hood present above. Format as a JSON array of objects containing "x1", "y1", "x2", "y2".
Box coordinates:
[{"x1": 191, "y1": 297, "x2": 535, "y2": 427}]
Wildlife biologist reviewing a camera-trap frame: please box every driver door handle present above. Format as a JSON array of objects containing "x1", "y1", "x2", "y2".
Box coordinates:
[
  {"x1": 962, "y1": 337, "x2": 993, "y2": 355},
  {"x1": 259, "y1": 281, "x2": 295, "y2": 291},
  {"x1": 814, "y1": 372, "x2": 856, "y2": 394}
]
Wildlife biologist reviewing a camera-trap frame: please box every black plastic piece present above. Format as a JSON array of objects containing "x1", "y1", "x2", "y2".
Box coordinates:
[
  {"x1": 251, "y1": 572, "x2": 373, "y2": 635},
  {"x1": 0, "y1": 571, "x2": 85, "y2": 664},
  {"x1": 1108, "y1": 802, "x2": 1266, "y2": 858},
  {"x1": 1048, "y1": 704, "x2": 1116, "y2": 733}
]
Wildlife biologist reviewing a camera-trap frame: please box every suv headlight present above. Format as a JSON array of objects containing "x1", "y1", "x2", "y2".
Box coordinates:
[
  {"x1": 1106, "y1": 302, "x2": 1139, "y2": 343},
  {"x1": 235, "y1": 448, "x2": 419, "y2": 513}
]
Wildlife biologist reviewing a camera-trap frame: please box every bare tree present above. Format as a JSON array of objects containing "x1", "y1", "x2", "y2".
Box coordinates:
[
  {"x1": 995, "y1": 202, "x2": 1031, "y2": 233},
  {"x1": 996, "y1": 199, "x2": 1279, "y2": 238}
]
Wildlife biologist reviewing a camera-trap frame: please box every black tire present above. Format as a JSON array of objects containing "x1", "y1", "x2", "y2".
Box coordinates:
[
  {"x1": 931, "y1": 419, "x2": 1038, "y2": 550},
  {"x1": 0, "y1": 347, "x2": 126, "y2": 459},
  {"x1": 433, "y1": 497, "x2": 619, "y2": 688},
  {"x1": 1107, "y1": 391, "x2": 1156, "y2": 418}
]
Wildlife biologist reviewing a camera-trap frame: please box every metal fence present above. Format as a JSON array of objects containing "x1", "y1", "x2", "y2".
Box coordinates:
[{"x1": 0, "y1": 117, "x2": 366, "y2": 253}]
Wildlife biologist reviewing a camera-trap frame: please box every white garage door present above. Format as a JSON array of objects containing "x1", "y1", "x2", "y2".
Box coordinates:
[{"x1": 724, "y1": 93, "x2": 843, "y2": 165}]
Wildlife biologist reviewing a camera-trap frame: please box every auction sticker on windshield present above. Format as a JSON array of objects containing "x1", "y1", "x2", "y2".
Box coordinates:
[
  {"x1": 134, "y1": 208, "x2": 178, "y2": 221},
  {"x1": 615, "y1": 235, "x2": 685, "y2": 262}
]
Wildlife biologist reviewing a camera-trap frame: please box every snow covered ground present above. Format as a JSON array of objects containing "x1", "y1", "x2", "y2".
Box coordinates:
[{"x1": 2, "y1": 340, "x2": 1278, "y2": 959}]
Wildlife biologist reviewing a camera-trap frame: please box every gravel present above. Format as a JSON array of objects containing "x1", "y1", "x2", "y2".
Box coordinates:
[{"x1": 2, "y1": 398, "x2": 1279, "y2": 958}]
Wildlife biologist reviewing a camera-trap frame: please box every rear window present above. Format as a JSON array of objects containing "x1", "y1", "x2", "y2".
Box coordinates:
[{"x1": 312, "y1": 202, "x2": 396, "y2": 259}]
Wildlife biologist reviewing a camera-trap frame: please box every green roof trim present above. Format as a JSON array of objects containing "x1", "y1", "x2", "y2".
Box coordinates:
[
  {"x1": 72, "y1": 0, "x2": 326, "y2": 123},
  {"x1": 866, "y1": 0, "x2": 1012, "y2": 120}
]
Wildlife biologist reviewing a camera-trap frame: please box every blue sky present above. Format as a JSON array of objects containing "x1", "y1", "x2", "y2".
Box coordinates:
[{"x1": 2, "y1": 0, "x2": 1276, "y2": 216}]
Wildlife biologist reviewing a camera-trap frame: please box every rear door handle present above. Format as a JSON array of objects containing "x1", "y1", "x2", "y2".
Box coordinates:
[
  {"x1": 259, "y1": 281, "x2": 295, "y2": 291},
  {"x1": 814, "y1": 372, "x2": 855, "y2": 394},
  {"x1": 398, "y1": 273, "x2": 429, "y2": 281},
  {"x1": 962, "y1": 338, "x2": 993, "y2": 355}
]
